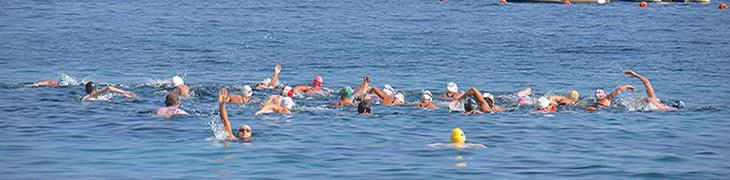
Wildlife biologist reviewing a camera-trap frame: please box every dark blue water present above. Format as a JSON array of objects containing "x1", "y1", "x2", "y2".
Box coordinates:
[{"x1": 1, "y1": 0, "x2": 729, "y2": 179}]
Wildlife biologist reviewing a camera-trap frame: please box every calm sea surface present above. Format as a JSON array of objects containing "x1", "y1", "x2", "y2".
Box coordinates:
[{"x1": 1, "y1": 0, "x2": 729, "y2": 179}]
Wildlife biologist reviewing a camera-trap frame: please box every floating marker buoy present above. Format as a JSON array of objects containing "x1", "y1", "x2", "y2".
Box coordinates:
[
  {"x1": 720, "y1": 3, "x2": 728, "y2": 9},
  {"x1": 640, "y1": 1, "x2": 648, "y2": 7}
]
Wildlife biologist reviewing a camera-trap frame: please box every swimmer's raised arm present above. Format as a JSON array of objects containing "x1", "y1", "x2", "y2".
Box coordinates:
[
  {"x1": 605, "y1": 84, "x2": 635, "y2": 100},
  {"x1": 353, "y1": 76, "x2": 371, "y2": 95},
  {"x1": 291, "y1": 85, "x2": 309, "y2": 93},
  {"x1": 624, "y1": 70, "x2": 656, "y2": 99},
  {"x1": 255, "y1": 104, "x2": 291, "y2": 115},
  {"x1": 218, "y1": 88, "x2": 236, "y2": 140},
  {"x1": 514, "y1": 87, "x2": 532, "y2": 97},
  {"x1": 465, "y1": 88, "x2": 493, "y2": 112},
  {"x1": 269, "y1": 64, "x2": 281, "y2": 87},
  {"x1": 95, "y1": 86, "x2": 136, "y2": 98},
  {"x1": 370, "y1": 87, "x2": 393, "y2": 104}
]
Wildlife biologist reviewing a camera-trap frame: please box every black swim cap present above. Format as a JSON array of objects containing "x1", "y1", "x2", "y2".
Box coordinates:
[
  {"x1": 85, "y1": 82, "x2": 96, "y2": 94},
  {"x1": 165, "y1": 94, "x2": 179, "y2": 107},
  {"x1": 464, "y1": 98, "x2": 477, "y2": 112},
  {"x1": 358, "y1": 100, "x2": 371, "y2": 114}
]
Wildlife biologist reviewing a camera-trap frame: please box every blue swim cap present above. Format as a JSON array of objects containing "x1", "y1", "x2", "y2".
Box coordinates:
[{"x1": 672, "y1": 100, "x2": 684, "y2": 109}]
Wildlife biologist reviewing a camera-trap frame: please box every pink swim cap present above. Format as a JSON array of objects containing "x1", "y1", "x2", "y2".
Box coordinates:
[
  {"x1": 312, "y1": 76, "x2": 324, "y2": 87},
  {"x1": 517, "y1": 98, "x2": 527, "y2": 105}
]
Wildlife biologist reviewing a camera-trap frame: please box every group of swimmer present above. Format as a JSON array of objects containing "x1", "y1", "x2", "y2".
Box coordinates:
[{"x1": 28, "y1": 64, "x2": 684, "y2": 143}]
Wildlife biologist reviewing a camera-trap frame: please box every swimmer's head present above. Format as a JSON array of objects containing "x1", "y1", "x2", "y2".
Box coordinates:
[
  {"x1": 537, "y1": 96, "x2": 551, "y2": 109},
  {"x1": 447, "y1": 82, "x2": 458, "y2": 93},
  {"x1": 242, "y1": 85, "x2": 253, "y2": 97},
  {"x1": 672, "y1": 100, "x2": 685, "y2": 109},
  {"x1": 171, "y1": 76, "x2": 184, "y2": 87},
  {"x1": 568, "y1": 90, "x2": 579, "y2": 102},
  {"x1": 256, "y1": 78, "x2": 272, "y2": 89},
  {"x1": 339, "y1": 86, "x2": 353, "y2": 99},
  {"x1": 282, "y1": 86, "x2": 293, "y2": 96},
  {"x1": 394, "y1": 92, "x2": 405, "y2": 104},
  {"x1": 450, "y1": 128, "x2": 466, "y2": 144},
  {"x1": 383, "y1": 84, "x2": 396, "y2": 96},
  {"x1": 281, "y1": 97, "x2": 295, "y2": 110},
  {"x1": 421, "y1": 90, "x2": 433, "y2": 102},
  {"x1": 358, "y1": 100, "x2": 371, "y2": 114},
  {"x1": 595, "y1": 89, "x2": 607, "y2": 99},
  {"x1": 236, "y1": 124, "x2": 252, "y2": 142},
  {"x1": 312, "y1": 76, "x2": 324, "y2": 88},
  {"x1": 164, "y1": 93, "x2": 180, "y2": 107},
  {"x1": 464, "y1": 98, "x2": 478, "y2": 112},
  {"x1": 85, "y1": 82, "x2": 96, "y2": 94},
  {"x1": 482, "y1": 92, "x2": 494, "y2": 101},
  {"x1": 517, "y1": 97, "x2": 528, "y2": 105}
]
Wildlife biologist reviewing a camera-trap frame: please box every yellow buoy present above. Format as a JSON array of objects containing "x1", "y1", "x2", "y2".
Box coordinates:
[{"x1": 451, "y1": 128, "x2": 466, "y2": 144}]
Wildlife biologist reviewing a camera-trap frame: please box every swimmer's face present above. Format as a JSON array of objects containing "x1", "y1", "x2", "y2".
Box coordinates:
[
  {"x1": 255, "y1": 82, "x2": 266, "y2": 89},
  {"x1": 237, "y1": 125, "x2": 252, "y2": 141}
]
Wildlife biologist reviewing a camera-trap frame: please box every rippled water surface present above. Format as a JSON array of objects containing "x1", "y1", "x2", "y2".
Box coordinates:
[{"x1": 1, "y1": 0, "x2": 730, "y2": 179}]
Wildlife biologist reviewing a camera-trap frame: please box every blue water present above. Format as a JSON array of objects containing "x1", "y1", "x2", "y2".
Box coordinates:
[{"x1": 2, "y1": 0, "x2": 730, "y2": 179}]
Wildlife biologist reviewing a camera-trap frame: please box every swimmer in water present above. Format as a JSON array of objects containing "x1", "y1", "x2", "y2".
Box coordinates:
[
  {"x1": 156, "y1": 93, "x2": 188, "y2": 117},
  {"x1": 291, "y1": 75, "x2": 329, "y2": 96},
  {"x1": 370, "y1": 84, "x2": 405, "y2": 106},
  {"x1": 585, "y1": 85, "x2": 636, "y2": 111},
  {"x1": 332, "y1": 86, "x2": 353, "y2": 106},
  {"x1": 168, "y1": 76, "x2": 190, "y2": 98},
  {"x1": 415, "y1": 90, "x2": 439, "y2": 109},
  {"x1": 534, "y1": 96, "x2": 557, "y2": 113},
  {"x1": 255, "y1": 86, "x2": 295, "y2": 115},
  {"x1": 514, "y1": 87, "x2": 532, "y2": 97},
  {"x1": 623, "y1": 69, "x2": 675, "y2": 110},
  {"x1": 255, "y1": 64, "x2": 282, "y2": 90},
  {"x1": 358, "y1": 100, "x2": 372, "y2": 115},
  {"x1": 218, "y1": 89, "x2": 252, "y2": 142},
  {"x1": 456, "y1": 88, "x2": 505, "y2": 113},
  {"x1": 548, "y1": 90, "x2": 580, "y2": 105},
  {"x1": 26, "y1": 80, "x2": 65, "y2": 87},
  {"x1": 219, "y1": 85, "x2": 253, "y2": 105},
  {"x1": 80, "y1": 81, "x2": 136, "y2": 101},
  {"x1": 438, "y1": 82, "x2": 464, "y2": 100}
]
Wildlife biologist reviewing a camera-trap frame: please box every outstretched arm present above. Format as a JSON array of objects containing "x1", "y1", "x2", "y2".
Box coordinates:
[
  {"x1": 370, "y1": 87, "x2": 393, "y2": 104},
  {"x1": 218, "y1": 88, "x2": 236, "y2": 140},
  {"x1": 255, "y1": 104, "x2": 291, "y2": 115},
  {"x1": 292, "y1": 85, "x2": 309, "y2": 93},
  {"x1": 96, "y1": 86, "x2": 136, "y2": 98},
  {"x1": 269, "y1": 64, "x2": 281, "y2": 87},
  {"x1": 353, "y1": 76, "x2": 371, "y2": 95},
  {"x1": 624, "y1": 70, "x2": 656, "y2": 99},
  {"x1": 605, "y1": 84, "x2": 636, "y2": 100},
  {"x1": 459, "y1": 88, "x2": 492, "y2": 112}
]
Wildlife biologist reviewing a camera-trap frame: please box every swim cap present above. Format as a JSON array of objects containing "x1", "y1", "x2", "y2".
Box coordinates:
[
  {"x1": 339, "y1": 86, "x2": 353, "y2": 98},
  {"x1": 85, "y1": 82, "x2": 96, "y2": 94},
  {"x1": 482, "y1": 92, "x2": 494, "y2": 101},
  {"x1": 236, "y1": 124, "x2": 252, "y2": 141},
  {"x1": 464, "y1": 98, "x2": 478, "y2": 112},
  {"x1": 672, "y1": 100, "x2": 685, "y2": 109},
  {"x1": 447, "y1": 82, "x2": 458, "y2": 93},
  {"x1": 171, "y1": 76, "x2": 184, "y2": 87},
  {"x1": 312, "y1": 76, "x2": 324, "y2": 88},
  {"x1": 261, "y1": 78, "x2": 272, "y2": 85},
  {"x1": 517, "y1": 97, "x2": 527, "y2": 105},
  {"x1": 595, "y1": 89, "x2": 606, "y2": 99},
  {"x1": 567, "y1": 90, "x2": 579, "y2": 101},
  {"x1": 282, "y1": 86, "x2": 293, "y2": 96},
  {"x1": 537, "y1": 96, "x2": 551, "y2": 109},
  {"x1": 358, "y1": 100, "x2": 371, "y2": 114},
  {"x1": 451, "y1": 128, "x2": 465, "y2": 144},
  {"x1": 394, "y1": 92, "x2": 405, "y2": 103},
  {"x1": 242, "y1": 85, "x2": 253, "y2": 97},
  {"x1": 383, "y1": 84, "x2": 396, "y2": 96},
  {"x1": 422, "y1": 90, "x2": 433, "y2": 102},
  {"x1": 281, "y1": 97, "x2": 295, "y2": 110}
]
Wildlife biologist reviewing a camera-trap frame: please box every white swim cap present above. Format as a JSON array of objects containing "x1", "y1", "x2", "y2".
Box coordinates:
[
  {"x1": 482, "y1": 92, "x2": 494, "y2": 101},
  {"x1": 537, "y1": 96, "x2": 551, "y2": 109},
  {"x1": 171, "y1": 76, "x2": 184, "y2": 87},
  {"x1": 383, "y1": 84, "x2": 396, "y2": 96},
  {"x1": 595, "y1": 89, "x2": 607, "y2": 99},
  {"x1": 242, "y1": 85, "x2": 253, "y2": 97},
  {"x1": 281, "y1": 97, "x2": 295, "y2": 110},
  {"x1": 447, "y1": 82, "x2": 458, "y2": 93},
  {"x1": 394, "y1": 92, "x2": 405, "y2": 103},
  {"x1": 282, "y1": 86, "x2": 292, "y2": 96},
  {"x1": 261, "y1": 78, "x2": 272, "y2": 85},
  {"x1": 422, "y1": 90, "x2": 433, "y2": 102}
]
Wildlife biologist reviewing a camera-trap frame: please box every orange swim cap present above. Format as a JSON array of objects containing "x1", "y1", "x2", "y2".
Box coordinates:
[
  {"x1": 720, "y1": 3, "x2": 728, "y2": 9},
  {"x1": 563, "y1": 0, "x2": 572, "y2": 5},
  {"x1": 639, "y1": 2, "x2": 648, "y2": 7},
  {"x1": 499, "y1": 0, "x2": 507, "y2": 4},
  {"x1": 585, "y1": 106, "x2": 597, "y2": 111}
]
